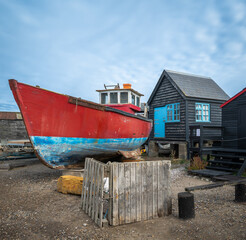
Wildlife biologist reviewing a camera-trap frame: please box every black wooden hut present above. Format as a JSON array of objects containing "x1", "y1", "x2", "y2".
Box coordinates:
[
  {"x1": 194, "y1": 88, "x2": 246, "y2": 177},
  {"x1": 221, "y1": 88, "x2": 246, "y2": 149},
  {"x1": 147, "y1": 70, "x2": 229, "y2": 158}
]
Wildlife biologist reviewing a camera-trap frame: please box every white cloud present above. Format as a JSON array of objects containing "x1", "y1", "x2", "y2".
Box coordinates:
[
  {"x1": 238, "y1": 27, "x2": 246, "y2": 41},
  {"x1": 0, "y1": 0, "x2": 246, "y2": 107},
  {"x1": 230, "y1": 1, "x2": 246, "y2": 23},
  {"x1": 205, "y1": 8, "x2": 222, "y2": 27},
  {"x1": 224, "y1": 42, "x2": 244, "y2": 59},
  {"x1": 0, "y1": 0, "x2": 39, "y2": 26}
]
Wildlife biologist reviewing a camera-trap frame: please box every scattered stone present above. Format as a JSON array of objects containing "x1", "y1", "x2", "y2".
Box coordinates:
[{"x1": 0, "y1": 163, "x2": 245, "y2": 239}]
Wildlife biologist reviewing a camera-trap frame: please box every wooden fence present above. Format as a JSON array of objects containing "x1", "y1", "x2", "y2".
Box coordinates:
[
  {"x1": 81, "y1": 158, "x2": 105, "y2": 227},
  {"x1": 81, "y1": 158, "x2": 172, "y2": 227}
]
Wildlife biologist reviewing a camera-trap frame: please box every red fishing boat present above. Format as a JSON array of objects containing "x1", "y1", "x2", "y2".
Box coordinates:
[{"x1": 9, "y1": 80, "x2": 152, "y2": 169}]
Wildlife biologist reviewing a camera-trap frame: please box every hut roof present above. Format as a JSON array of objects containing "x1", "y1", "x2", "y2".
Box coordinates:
[{"x1": 148, "y1": 70, "x2": 230, "y2": 104}]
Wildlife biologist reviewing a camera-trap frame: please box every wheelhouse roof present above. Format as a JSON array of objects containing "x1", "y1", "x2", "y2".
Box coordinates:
[{"x1": 96, "y1": 88, "x2": 144, "y2": 96}]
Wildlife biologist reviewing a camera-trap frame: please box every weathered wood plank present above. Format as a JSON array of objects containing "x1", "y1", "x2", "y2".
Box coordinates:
[
  {"x1": 237, "y1": 158, "x2": 246, "y2": 176},
  {"x1": 85, "y1": 160, "x2": 91, "y2": 214},
  {"x1": 118, "y1": 163, "x2": 125, "y2": 225},
  {"x1": 141, "y1": 162, "x2": 147, "y2": 220},
  {"x1": 125, "y1": 163, "x2": 131, "y2": 223},
  {"x1": 185, "y1": 179, "x2": 246, "y2": 192},
  {"x1": 163, "y1": 162, "x2": 169, "y2": 215},
  {"x1": 108, "y1": 163, "x2": 113, "y2": 225},
  {"x1": 88, "y1": 161, "x2": 93, "y2": 217},
  {"x1": 88, "y1": 161, "x2": 95, "y2": 217},
  {"x1": 157, "y1": 161, "x2": 164, "y2": 217},
  {"x1": 96, "y1": 164, "x2": 101, "y2": 226},
  {"x1": 152, "y1": 161, "x2": 158, "y2": 218},
  {"x1": 166, "y1": 162, "x2": 172, "y2": 215},
  {"x1": 94, "y1": 162, "x2": 100, "y2": 223},
  {"x1": 81, "y1": 158, "x2": 88, "y2": 210},
  {"x1": 136, "y1": 162, "x2": 142, "y2": 222},
  {"x1": 92, "y1": 162, "x2": 98, "y2": 220},
  {"x1": 82, "y1": 159, "x2": 88, "y2": 210},
  {"x1": 112, "y1": 163, "x2": 119, "y2": 226},
  {"x1": 147, "y1": 161, "x2": 153, "y2": 219},
  {"x1": 130, "y1": 162, "x2": 136, "y2": 222},
  {"x1": 98, "y1": 164, "x2": 104, "y2": 228}
]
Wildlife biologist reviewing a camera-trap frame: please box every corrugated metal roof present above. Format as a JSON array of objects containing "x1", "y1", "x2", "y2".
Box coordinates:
[{"x1": 166, "y1": 70, "x2": 230, "y2": 101}]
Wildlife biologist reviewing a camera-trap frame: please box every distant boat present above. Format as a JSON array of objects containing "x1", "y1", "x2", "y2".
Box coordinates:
[{"x1": 9, "y1": 80, "x2": 152, "y2": 169}]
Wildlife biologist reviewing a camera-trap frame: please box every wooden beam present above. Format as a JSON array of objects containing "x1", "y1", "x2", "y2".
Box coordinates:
[
  {"x1": 185, "y1": 179, "x2": 246, "y2": 192},
  {"x1": 237, "y1": 158, "x2": 246, "y2": 177}
]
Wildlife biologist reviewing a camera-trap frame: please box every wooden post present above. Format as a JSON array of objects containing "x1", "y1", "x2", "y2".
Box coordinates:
[
  {"x1": 148, "y1": 141, "x2": 159, "y2": 157},
  {"x1": 178, "y1": 192, "x2": 195, "y2": 219},
  {"x1": 199, "y1": 125, "x2": 203, "y2": 158},
  {"x1": 235, "y1": 184, "x2": 246, "y2": 202}
]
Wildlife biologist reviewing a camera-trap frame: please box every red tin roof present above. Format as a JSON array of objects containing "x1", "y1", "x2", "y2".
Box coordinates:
[{"x1": 220, "y1": 88, "x2": 246, "y2": 108}]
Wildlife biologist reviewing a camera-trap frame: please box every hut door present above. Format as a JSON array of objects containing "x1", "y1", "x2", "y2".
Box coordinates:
[
  {"x1": 154, "y1": 106, "x2": 166, "y2": 138},
  {"x1": 238, "y1": 108, "x2": 246, "y2": 149}
]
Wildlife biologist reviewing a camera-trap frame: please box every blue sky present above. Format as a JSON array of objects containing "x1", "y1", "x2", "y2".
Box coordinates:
[{"x1": 0, "y1": 0, "x2": 246, "y2": 111}]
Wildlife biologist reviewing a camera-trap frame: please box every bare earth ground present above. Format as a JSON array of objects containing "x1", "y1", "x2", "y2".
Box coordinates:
[{"x1": 0, "y1": 163, "x2": 245, "y2": 240}]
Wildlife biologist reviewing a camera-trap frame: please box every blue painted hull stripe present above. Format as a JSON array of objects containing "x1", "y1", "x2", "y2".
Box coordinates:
[{"x1": 30, "y1": 136, "x2": 148, "y2": 167}]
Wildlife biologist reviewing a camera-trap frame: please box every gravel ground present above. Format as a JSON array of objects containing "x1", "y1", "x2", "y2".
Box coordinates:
[{"x1": 0, "y1": 163, "x2": 245, "y2": 240}]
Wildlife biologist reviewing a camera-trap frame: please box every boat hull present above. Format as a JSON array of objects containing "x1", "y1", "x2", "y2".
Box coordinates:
[
  {"x1": 9, "y1": 80, "x2": 152, "y2": 169},
  {"x1": 31, "y1": 136, "x2": 148, "y2": 167}
]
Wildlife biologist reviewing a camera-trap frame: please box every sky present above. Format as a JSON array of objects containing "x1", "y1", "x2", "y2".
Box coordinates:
[{"x1": 0, "y1": 0, "x2": 246, "y2": 111}]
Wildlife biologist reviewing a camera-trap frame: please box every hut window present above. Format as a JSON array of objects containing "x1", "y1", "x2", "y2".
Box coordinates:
[
  {"x1": 110, "y1": 92, "x2": 118, "y2": 104},
  {"x1": 120, "y1": 92, "x2": 128, "y2": 103},
  {"x1": 136, "y1": 96, "x2": 140, "y2": 107},
  {"x1": 131, "y1": 94, "x2": 135, "y2": 105},
  {"x1": 166, "y1": 103, "x2": 180, "y2": 122},
  {"x1": 101, "y1": 93, "x2": 108, "y2": 104},
  {"x1": 195, "y1": 103, "x2": 210, "y2": 122}
]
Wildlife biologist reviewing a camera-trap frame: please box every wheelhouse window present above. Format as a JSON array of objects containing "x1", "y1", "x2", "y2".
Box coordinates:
[
  {"x1": 136, "y1": 96, "x2": 140, "y2": 107},
  {"x1": 110, "y1": 92, "x2": 118, "y2": 104},
  {"x1": 120, "y1": 92, "x2": 128, "y2": 103},
  {"x1": 166, "y1": 103, "x2": 180, "y2": 122},
  {"x1": 131, "y1": 93, "x2": 135, "y2": 105},
  {"x1": 167, "y1": 105, "x2": 173, "y2": 121},
  {"x1": 195, "y1": 103, "x2": 210, "y2": 122},
  {"x1": 101, "y1": 93, "x2": 108, "y2": 104}
]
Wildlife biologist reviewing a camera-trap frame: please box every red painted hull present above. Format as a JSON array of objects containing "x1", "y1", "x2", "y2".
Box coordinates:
[{"x1": 9, "y1": 80, "x2": 152, "y2": 168}]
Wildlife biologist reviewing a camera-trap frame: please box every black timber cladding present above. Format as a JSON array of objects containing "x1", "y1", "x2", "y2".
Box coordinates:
[
  {"x1": 148, "y1": 70, "x2": 230, "y2": 142},
  {"x1": 148, "y1": 74, "x2": 186, "y2": 140},
  {"x1": 187, "y1": 99, "x2": 223, "y2": 138},
  {"x1": 222, "y1": 90, "x2": 246, "y2": 149}
]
